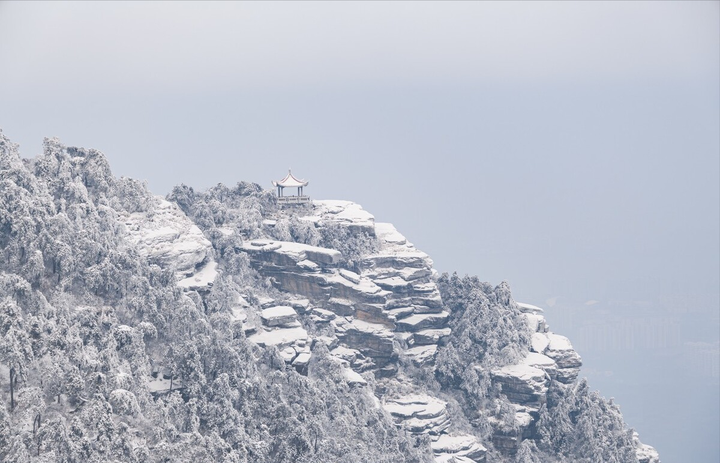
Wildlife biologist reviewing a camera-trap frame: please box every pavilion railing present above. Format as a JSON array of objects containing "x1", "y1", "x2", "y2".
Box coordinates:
[{"x1": 277, "y1": 195, "x2": 311, "y2": 205}]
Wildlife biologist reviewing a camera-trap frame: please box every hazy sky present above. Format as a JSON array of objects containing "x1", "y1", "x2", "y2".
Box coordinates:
[{"x1": 1, "y1": 2, "x2": 718, "y2": 462}]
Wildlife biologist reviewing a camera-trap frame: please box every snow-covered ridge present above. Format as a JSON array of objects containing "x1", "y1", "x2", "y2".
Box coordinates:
[
  {"x1": 0, "y1": 129, "x2": 661, "y2": 463},
  {"x1": 128, "y1": 193, "x2": 657, "y2": 463}
]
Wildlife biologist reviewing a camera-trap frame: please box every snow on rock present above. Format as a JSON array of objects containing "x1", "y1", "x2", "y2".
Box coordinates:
[
  {"x1": 360, "y1": 220, "x2": 433, "y2": 274},
  {"x1": 241, "y1": 239, "x2": 341, "y2": 266},
  {"x1": 258, "y1": 296, "x2": 276, "y2": 309},
  {"x1": 339, "y1": 268, "x2": 361, "y2": 284},
  {"x1": 375, "y1": 222, "x2": 407, "y2": 245},
  {"x1": 279, "y1": 347, "x2": 298, "y2": 363},
  {"x1": 241, "y1": 199, "x2": 452, "y2": 375},
  {"x1": 312, "y1": 200, "x2": 376, "y2": 233},
  {"x1": 432, "y1": 434, "x2": 487, "y2": 463},
  {"x1": 492, "y1": 362, "x2": 549, "y2": 408},
  {"x1": 515, "y1": 301, "x2": 544, "y2": 314},
  {"x1": 545, "y1": 333, "x2": 582, "y2": 383},
  {"x1": 524, "y1": 313, "x2": 547, "y2": 333},
  {"x1": 248, "y1": 326, "x2": 309, "y2": 349},
  {"x1": 292, "y1": 352, "x2": 312, "y2": 369},
  {"x1": 514, "y1": 409, "x2": 534, "y2": 429},
  {"x1": 343, "y1": 368, "x2": 368, "y2": 386},
  {"x1": 122, "y1": 197, "x2": 212, "y2": 277},
  {"x1": 287, "y1": 298, "x2": 310, "y2": 313},
  {"x1": 435, "y1": 456, "x2": 475, "y2": 463},
  {"x1": 522, "y1": 352, "x2": 558, "y2": 379},
  {"x1": 386, "y1": 306, "x2": 415, "y2": 321},
  {"x1": 383, "y1": 394, "x2": 451, "y2": 436},
  {"x1": 531, "y1": 332, "x2": 550, "y2": 354},
  {"x1": 382, "y1": 394, "x2": 487, "y2": 463},
  {"x1": 177, "y1": 260, "x2": 218, "y2": 291},
  {"x1": 547, "y1": 332, "x2": 573, "y2": 351},
  {"x1": 310, "y1": 308, "x2": 336, "y2": 323},
  {"x1": 634, "y1": 431, "x2": 661, "y2": 463},
  {"x1": 260, "y1": 305, "x2": 299, "y2": 327},
  {"x1": 331, "y1": 346, "x2": 362, "y2": 364},
  {"x1": 396, "y1": 312, "x2": 450, "y2": 332},
  {"x1": 230, "y1": 306, "x2": 248, "y2": 325},
  {"x1": 321, "y1": 271, "x2": 387, "y2": 298},
  {"x1": 493, "y1": 338, "x2": 580, "y2": 408}
]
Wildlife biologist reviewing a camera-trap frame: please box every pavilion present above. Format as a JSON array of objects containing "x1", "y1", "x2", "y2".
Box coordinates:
[{"x1": 272, "y1": 170, "x2": 310, "y2": 205}]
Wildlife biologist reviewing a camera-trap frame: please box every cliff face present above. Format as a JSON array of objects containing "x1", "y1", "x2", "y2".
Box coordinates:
[
  {"x1": 0, "y1": 131, "x2": 659, "y2": 463},
  {"x1": 159, "y1": 191, "x2": 658, "y2": 462}
]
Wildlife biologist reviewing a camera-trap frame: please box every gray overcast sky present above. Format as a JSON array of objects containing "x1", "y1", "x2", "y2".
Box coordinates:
[
  {"x1": 1, "y1": 2, "x2": 718, "y2": 462},
  {"x1": 0, "y1": 2, "x2": 717, "y2": 89}
]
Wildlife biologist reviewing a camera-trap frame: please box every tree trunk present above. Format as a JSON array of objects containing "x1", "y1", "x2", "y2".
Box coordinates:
[{"x1": 9, "y1": 367, "x2": 15, "y2": 411}]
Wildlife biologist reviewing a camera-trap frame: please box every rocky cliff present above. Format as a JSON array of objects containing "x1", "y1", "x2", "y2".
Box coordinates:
[
  {"x1": 134, "y1": 189, "x2": 659, "y2": 462},
  {"x1": 0, "y1": 131, "x2": 660, "y2": 463}
]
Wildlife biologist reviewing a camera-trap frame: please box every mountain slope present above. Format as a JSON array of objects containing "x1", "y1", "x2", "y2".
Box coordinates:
[{"x1": 0, "y1": 130, "x2": 659, "y2": 463}]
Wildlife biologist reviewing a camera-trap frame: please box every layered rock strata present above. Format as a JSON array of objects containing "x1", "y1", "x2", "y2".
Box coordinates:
[
  {"x1": 383, "y1": 395, "x2": 487, "y2": 463},
  {"x1": 241, "y1": 201, "x2": 451, "y2": 373},
  {"x1": 151, "y1": 197, "x2": 657, "y2": 462}
]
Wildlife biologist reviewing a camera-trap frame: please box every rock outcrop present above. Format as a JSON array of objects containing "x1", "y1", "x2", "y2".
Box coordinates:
[
  {"x1": 487, "y1": 301, "x2": 585, "y2": 453},
  {"x1": 384, "y1": 394, "x2": 487, "y2": 462},
  {"x1": 121, "y1": 196, "x2": 217, "y2": 290},
  {"x1": 231, "y1": 199, "x2": 659, "y2": 461},
  {"x1": 170, "y1": 197, "x2": 657, "y2": 462},
  {"x1": 634, "y1": 431, "x2": 662, "y2": 463},
  {"x1": 242, "y1": 202, "x2": 450, "y2": 373}
]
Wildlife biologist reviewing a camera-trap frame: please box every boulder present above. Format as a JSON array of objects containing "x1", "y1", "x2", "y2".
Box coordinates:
[
  {"x1": 491, "y1": 363, "x2": 548, "y2": 408},
  {"x1": 384, "y1": 394, "x2": 450, "y2": 436},
  {"x1": 343, "y1": 368, "x2": 368, "y2": 386},
  {"x1": 544, "y1": 333, "x2": 582, "y2": 383},
  {"x1": 414, "y1": 328, "x2": 452, "y2": 346},
  {"x1": 432, "y1": 434, "x2": 487, "y2": 463},
  {"x1": 310, "y1": 308, "x2": 336, "y2": 322},
  {"x1": 248, "y1": 326, "x2": 309, "y2": 350},
  {"x1": 260, "y1": 305, "x2": 299, "y2": 327},
  {"x1": 397, "y1": 312, "x2": 450, "y2": 332}
]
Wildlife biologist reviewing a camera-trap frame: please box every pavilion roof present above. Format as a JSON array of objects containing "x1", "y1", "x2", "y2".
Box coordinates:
[{"x1": 272, "y1": 170, "x2": 308, "y2": 188}]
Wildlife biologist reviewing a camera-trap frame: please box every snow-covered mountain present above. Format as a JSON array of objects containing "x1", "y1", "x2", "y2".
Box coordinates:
[{"x1": 0, "y1": 130, "x2": 659, "y2": 462}]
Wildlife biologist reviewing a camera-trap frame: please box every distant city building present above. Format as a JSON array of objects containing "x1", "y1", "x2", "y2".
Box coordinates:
[{"x1": 272, "y1": 170, "x2": 310, "y2": 205}]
